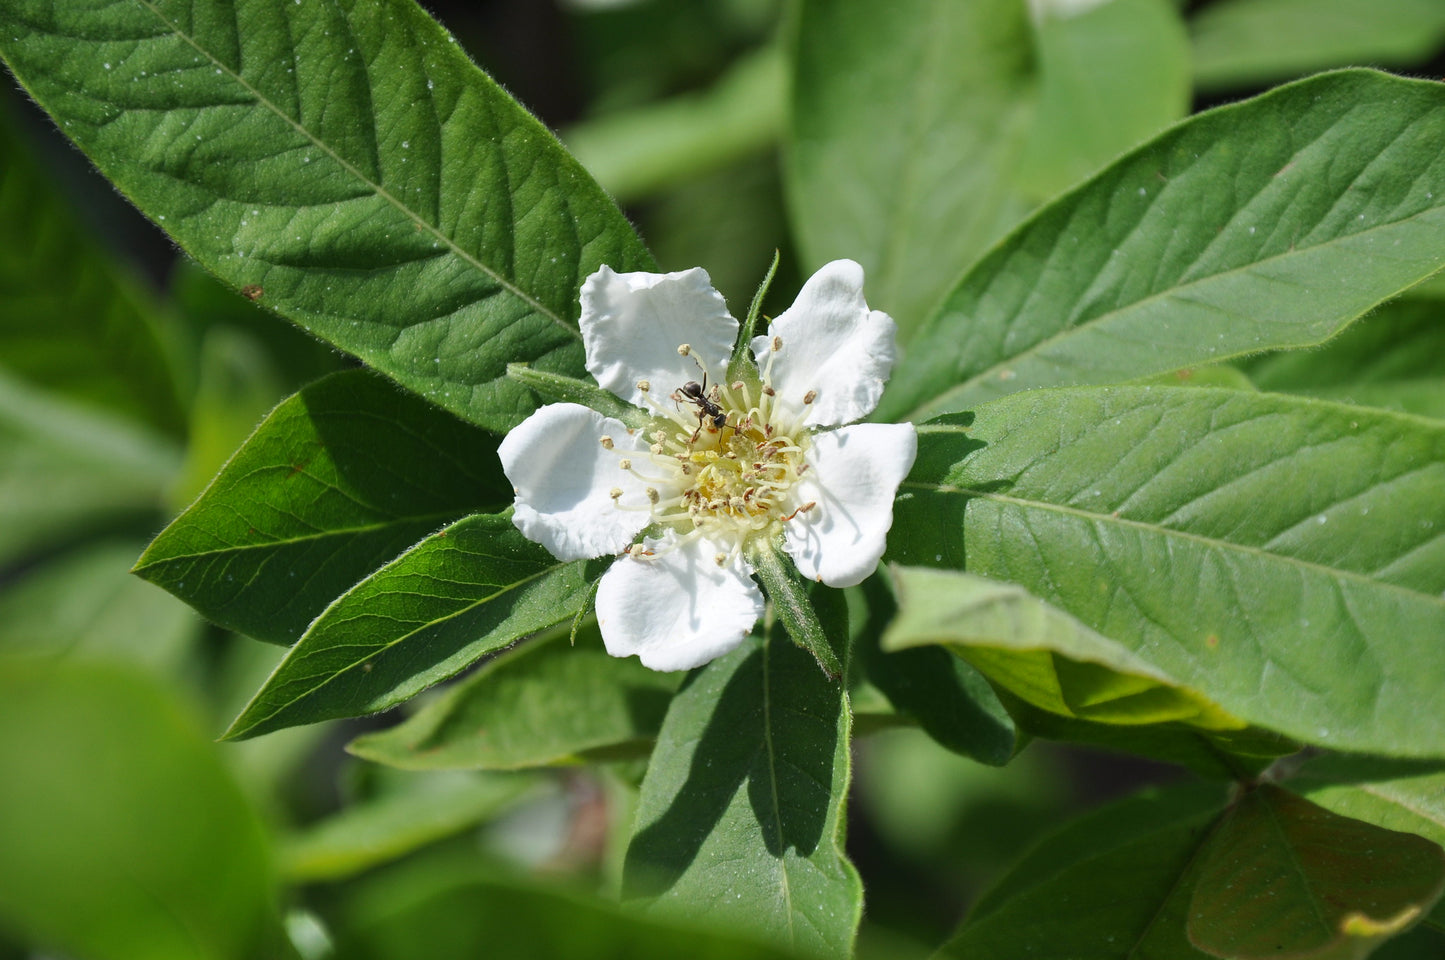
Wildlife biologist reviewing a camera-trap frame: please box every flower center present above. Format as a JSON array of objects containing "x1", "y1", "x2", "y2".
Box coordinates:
[{"x1": 605, "y1": 340, "x2": 817, "y2": 563}]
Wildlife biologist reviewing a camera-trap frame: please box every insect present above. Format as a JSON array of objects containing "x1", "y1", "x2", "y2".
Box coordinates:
[{"x1": 675, "y1": 375, "x2": 727, "y2": 437}]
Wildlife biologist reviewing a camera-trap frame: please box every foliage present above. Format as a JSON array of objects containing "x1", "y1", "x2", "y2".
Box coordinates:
[{"x1": 2, "y1": 0, "x2": 1445, "y2": 958}]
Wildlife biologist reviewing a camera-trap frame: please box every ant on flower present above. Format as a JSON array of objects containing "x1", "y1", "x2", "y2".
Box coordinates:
[{"x1": 673, "y1": 374, "x2": 727, "y2": 441}]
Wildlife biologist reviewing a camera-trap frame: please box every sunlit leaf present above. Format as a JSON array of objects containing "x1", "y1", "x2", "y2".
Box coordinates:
[
  {"x1": 0, "y1": 0, "x2": 653, "y2": 431},
  {"x1": 623, "y1": 627, "x2": 861, "y2": 957},
  {"x1": 222, "y1": 513, "x2": 596, "y2": 740},
  {"x1": 880, "y1": 70, "x2": 1445, "y2": 424},
  {"x1": 136, "y1": 370, "x2": 510, "y2": 646},
  {"x1": 891, "y1": 387, "x2": 1445, "y2": 757}
]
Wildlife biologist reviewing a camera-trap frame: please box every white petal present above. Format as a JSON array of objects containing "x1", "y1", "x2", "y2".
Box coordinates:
[
  {"x1": 784, "y1": 423, "x2": 918, "y2": 587},
  {"x1": 498, "y1": 403, "x2": 653, "y2": 561},
  {"x1": 752, "y1": 259, "x2": 897, "y2": 427},
  {"x1": 581, "y1": 266, "x2": 738, "y2": 409},
  {"x1": 595, "y1": 533, "x2": 764, "y2": 672}
]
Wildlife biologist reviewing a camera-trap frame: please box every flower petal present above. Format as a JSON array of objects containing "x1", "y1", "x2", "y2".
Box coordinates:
[
  {"x1": 595, "y1": 533, "x2": 764, "y2": 671},
  {"x1": 498, "y1": 403, "x2": 653, "y2": 561},
  {"x1": 752, "y1": 259, "x2": 898, "y2": 427},
  {"x1": 784, "y1": 422, "x2": 918, "y2": 587},
  {"x1": 581, "y1": 266, "x2": 738, "y2": 409}
]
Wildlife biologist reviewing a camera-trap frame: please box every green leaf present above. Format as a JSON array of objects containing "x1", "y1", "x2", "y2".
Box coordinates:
[
  {"x1": 0, "y1": 370, "x2": 178, "y2": 567},
  {"x1": 347, "y1": 623, "x2": 682, "y2": 771},
  {"x1": 891, "y1": 387, "x2": 1445, "y2": 757},
  {"x1": 278, "y1": 770, "x2": 535, "y2": 883},
  {"x1": 748, "y1": 542, "x2": 842, "y2": 678},
  {"x1": 1290, "y1": 755, "x2": 1445, "y2": 852},
  {"x1": 852, "y1": 576, "x2": 1020, "y2": 766},
  {"x1": 0, "y1": 540, "x2": 199, "y2": 672},
  {"x1": 880, "y1": 70, "x2": 1445, "y2": 424},
  {"x1": 1246, "y1": 295, "x2": 1445, "y2": 420},
  {"x1": 332, "y1": 855, "x2": 807, "y2": 960},
  {"x1": 622, "y1": 629, "x2": 861, "y2": 957},
  {"x1": 787, "y1": 0, "x2": 1188, "y2": 338},
  {"x1": 564, "y1": 44, "x2": 784, "y2": 204},
  {"x1": 223, "y1": 513, "x2": 595, "y2": 740},
  {"x1": 943, "y1": 783, "x2": 1227, "y2": 958},
  {"x1": 996, "y1": 690, "x2": 1292, "y2": 781},
  {"x1": 135, "y1": 369, "x2": 511, "y2": 646},
  {"x1": 1189, "y1": 785, "x2": 1445, "y2": 960},
  {"x1": 0, "y1": 0, "x2": 654, "y2": 432},
  {"x1": 1192, "y1": 0, "x2": 1445, "y2": 93},
  {"x1": 0, "y1": 659, "x2": 284, "y2": 960},
  {"x1": 0, "y1": 98, "x2": 186, "y2": 438},
  {"x1": 884, "y1": 566, "x2": 1242, "y2": 729}
]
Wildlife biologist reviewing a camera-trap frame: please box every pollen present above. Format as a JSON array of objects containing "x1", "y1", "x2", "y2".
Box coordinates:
[{"x1": 603, "y1": 351, "x2": 815, "y2": 553}]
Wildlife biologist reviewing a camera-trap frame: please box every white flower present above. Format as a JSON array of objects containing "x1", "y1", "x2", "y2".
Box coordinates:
[{"x1": 498, "y1": 260, "x2": 917, "y2": 672}]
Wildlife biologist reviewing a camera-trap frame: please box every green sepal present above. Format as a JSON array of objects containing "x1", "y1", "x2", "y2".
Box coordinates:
[
  {"x1": 748, "y1": 542, "x2": 844, "y2": 679},
  {"x1": 506, "y1": 363, "x2": 647, "y2": 429},
  {"x1": 727, "y1": 251, "x2": 780, "y2": 385}
]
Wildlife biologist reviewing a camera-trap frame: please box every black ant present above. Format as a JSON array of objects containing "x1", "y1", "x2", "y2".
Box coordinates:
[{"x1": 674, "y1": 374, "x2": 727, "y2": 438}]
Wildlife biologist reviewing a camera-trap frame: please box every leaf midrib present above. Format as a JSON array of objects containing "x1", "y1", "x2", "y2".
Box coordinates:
[
  {"x1": 905, "y1": 170, "x2": 1445, "y2": 422},
  {"x1": 900, "y1": 481, "x2": 1445, "y2": 609},
  {"x1": 759, "y1": 635, "x2": 797, "y2": 946},
  {"x1": 133, "y1": 0, "x2": 580, "y2": 341},
  {"x1": 134, "y1": 507, "x2": 497, "y2": 570}
]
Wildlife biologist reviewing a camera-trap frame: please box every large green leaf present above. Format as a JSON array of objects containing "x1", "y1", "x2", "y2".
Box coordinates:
[
  {"x1": 136, "y1": 369, "x2": 510, "y2": 646},
  {"x1": 0, "y1": 370, "x2": 178, "y2": 567},
  {"x1": 223, "y1": 513, "x2": 596, "y2": 740},
  {"x1": 884, "y1": 566, "x2": 1242, "y2": 730},
  {"x1": 348, "y1": 623, "x2": 681, "y2": 771},
  {"x1": 891, "y1": 387, "x2": 1445, "y2": 757},
  {"x1": 622, "y1": 628, "x2": 861, "y2": 957},
  {"x1": 1245, "y1": 295, "x2": 1445, "y2": 420},
  {"x1": 0, "y1": 97, "x2": 185, "y2": 438},
  {"x1": 0, "y1": 0, "x2": 654, "y2": 432},
  {"x1": 943, "y1": 784, "x2": 1227, "y2": 958},
  {"x1": 1189, "y1": 785, "x2": 1445, "y2": 960},
  {"x1": 786, "y1": 0, "x2": 1188, "y2": 338},
  {"x1": 0, "y1": 659, "x2": 284, "y2": 960},
  {"x1": 1191, "y1": 0, "x2": 1445, "y2": 93},
  {"x1": 880, "y1": 70, "x2": 1445, "y2": 424}
]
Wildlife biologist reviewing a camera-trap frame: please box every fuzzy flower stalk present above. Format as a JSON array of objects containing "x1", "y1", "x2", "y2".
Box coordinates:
[{"x1": 499, "y1": 260, "x2": 917, "y2": 672}]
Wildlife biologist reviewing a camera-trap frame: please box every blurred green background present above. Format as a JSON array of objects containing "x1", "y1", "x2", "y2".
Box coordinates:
[{"x1": 4, "y1": 1, "x2": 1445, "y2": 958}]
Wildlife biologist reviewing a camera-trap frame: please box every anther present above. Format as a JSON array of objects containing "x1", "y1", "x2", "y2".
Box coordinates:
[
  {"x1": 637, "y1": 379, "x2": 651, "y2": 392},
  {"x1": 599, "y1": 435, "x2": 614, "y2": 449},
  {"x1": 609, "y1": 487, "x2": 623, "y2": 500},
  {"x1": 762, "y1": 385, "x2": 775, "y2": 397},
  {"x1": 677, "y1": 343, "x2": 692, "y2": 357},
  {"x1": 771, "y1": 336, "x2": 782, "y2": 352},
  {"x1": 802, "y1": 390, "x2": 817, "y2": 405},
  {"x1": 650, "y1": 443, "x2": 664, "y2": 455},
  {"x1": 646, "y1": 487, "x2": 660, "y2": 504},
  {"x1": 714, "y1": 553, "x2": 727, "y2": 566},
  {"x1": 618, "y1": 458, "x2": 632, "y2": 471}
]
